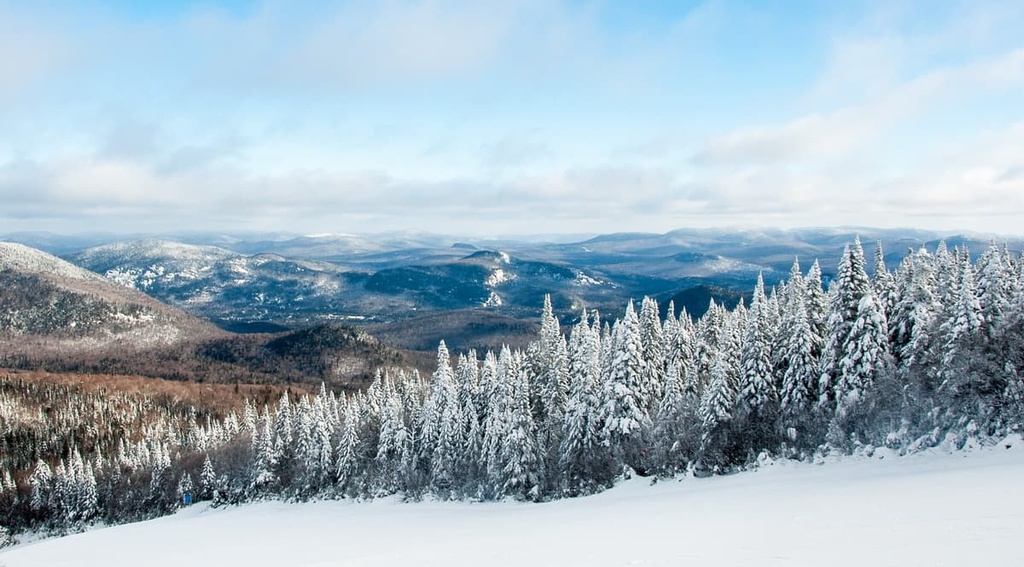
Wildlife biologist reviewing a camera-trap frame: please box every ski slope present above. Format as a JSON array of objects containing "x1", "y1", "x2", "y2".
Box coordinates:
[{"x1": 5, "y1": 439, "x2": 1024, "y2": 567}]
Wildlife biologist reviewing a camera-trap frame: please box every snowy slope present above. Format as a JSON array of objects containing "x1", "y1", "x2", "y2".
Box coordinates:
[
  {"x1": 0, "y1": 242, "x2": 106, "y2": 282},
  {"x1": 5, "y1": 440, "x2": 1024, "y2": 567}
]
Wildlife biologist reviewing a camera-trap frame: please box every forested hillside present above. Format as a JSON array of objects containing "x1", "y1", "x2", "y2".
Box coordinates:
[{"x1": 3, "y1": 238, "x2": 1023, "y2": 541}]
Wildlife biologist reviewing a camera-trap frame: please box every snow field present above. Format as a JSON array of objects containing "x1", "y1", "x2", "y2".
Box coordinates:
[{"x1": 4, "y1": 439, "x2": 1024, "y2": 567}]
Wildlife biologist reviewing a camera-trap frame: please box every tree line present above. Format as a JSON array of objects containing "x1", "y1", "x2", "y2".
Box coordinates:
[{"x1": 3, "y1": 237, "x2": 1023, "y2": 541}]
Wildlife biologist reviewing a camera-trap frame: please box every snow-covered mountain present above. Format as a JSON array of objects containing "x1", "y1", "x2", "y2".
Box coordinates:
[
  {"x1": 0, "y1": 242, "x2": 220, "y2": 345},
  {"x1": 0, "y1": 242, "x2": 423, "y2": 386},
  {"x1": 64, "y1": 241, "x2": 630, "y2": 349},
  {"x1": 67, "y1": 240, "x2": 355, "y2": 328},
  {"x1": 7, "y1": 226, "x2": 1019, "y2": 352}
]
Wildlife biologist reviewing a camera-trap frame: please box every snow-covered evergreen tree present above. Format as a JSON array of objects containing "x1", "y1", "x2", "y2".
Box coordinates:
[
  {"x1": 199, "y1": 454, "x2": 217, "y2": 501},
  {"x1": 778, "y1": 285, "x2": 821, "y2": 445},
  {"x1": 600, "y1": 301, "x2": 650, "y2": 473},
  {"x1": 737, "y1": 273, "x2": 779, "y2": 451},
  {"x1": 639, "y1": 296, "x2": 666, "y2": 415},
  {"x1": 500, "y1": 353, "x2": 542, "y2": 500},
  {"x1": 560, "y1": 311, "x2": 610, "y2": 493}
]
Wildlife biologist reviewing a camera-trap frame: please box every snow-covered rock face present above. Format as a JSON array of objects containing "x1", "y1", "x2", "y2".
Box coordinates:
[
  {"x1": 572, "y1": 270, "x2": 603, "y2": 287},
  {"x1": 482, "y1": 291, "x2": 503, "y2": 307},
  {"x1": 485, "y1": 268, "x2": 516, "y2": 288}
]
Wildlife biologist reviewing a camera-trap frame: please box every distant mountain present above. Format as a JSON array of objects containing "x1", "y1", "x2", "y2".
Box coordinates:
[
  {"x1": 0, "y1": 242, "x2": 219, "y2": 344},
  {"x1": 0, "y1": 242, "x2": 423, "y2": 387},
  {"x1": 65, "y1": 240, "x2": 629, "y2": 331},
  {"x1": 7, "y1": 226, "x2": 1021, "y2": 354},
  {"x1": 67, "y1": 240, "x2": 357, "y2": 327}
]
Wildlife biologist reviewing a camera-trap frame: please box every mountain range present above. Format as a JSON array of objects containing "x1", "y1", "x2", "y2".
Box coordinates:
[
  {"x1": 0, "y1": 242, "x2": 424, "y2": 387},
  {"x1": 4, "y1": 227, "x2": 1023, "y2": 354}
]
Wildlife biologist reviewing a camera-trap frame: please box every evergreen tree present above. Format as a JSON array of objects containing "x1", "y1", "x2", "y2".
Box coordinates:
[
  {"x1": 29, "y1": 459, "x2": 52, "y2": 512},
  {"x1": 699, "y1": 347, "x2": 737, "y2": 468},
  {"x1": 778, "y1": 288, "x2": 821, "y2": 446},
  {"x1": 600, "y1": 301, "x2": 650, "y2": 473},
  {"x1": 737, "y1": 273, "x2": 779, "y2": 451},
  {"x1": 937, "y1": 252, "x2": 992, "y2": 419},
  {"x1": 483, "y1": 347, "x2": 514, "y2": 496},
  {"x1": 805, "y1": 260, "x2": 829, "y2": 343},
  {"x1": 430, "y1": 343, "x2": 464, "y2": 497},
  {"x1": 177, "y1": 472, "x2": 194, "y2": 504},
  {"x1": 639, "y1": 296, "x2": 666, "y2": 414},
  {"x1": 977, "y1": 243, "x2": 1015, "y2": 335},
  {"x1": 500, "y1": 353, "x2": 542, "y2": 500},
  {"x1": 335, "y1": 399, "x2": 362, "y2": 495},
  {"x1": 532, "y1": 295, "x2": 569, "y2": 427},
  {"x1": 199, "y1": 455, "x2": 217, "y2": 501},
  {"x1": 873, "y1": 242, "x2": 896, "y2": 321},
  {"x1": 820, "y1": 238, "x2": 887, "y2": 421},
  {"x1": 560, "y1": 311, "x2": 610, "y2": 493}
]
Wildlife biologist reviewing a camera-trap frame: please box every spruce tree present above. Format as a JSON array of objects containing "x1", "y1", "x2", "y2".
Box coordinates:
[
  {"x1": 199, "y1": 455, "x2": 217, "y2": 501},
  {"x1": 738, "y1": 273, "x2": 779, "y2": 451},
  {"x1": 560, "y1": 312, "x2": 609, "y2": 494},
  {"x1": 639, "y1": 296, "x2": 666, "y2": 414},
  {"x1": 778, "y1": 288, "x2": 821, "y2": 446},
  {"x1": 600, "y1": 301, "x2": 650, "y2": 473}
]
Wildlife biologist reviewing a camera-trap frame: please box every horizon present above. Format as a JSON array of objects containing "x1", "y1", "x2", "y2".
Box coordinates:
[{"x1": 2, "y1": 1, "x2": 1023, "y2": 236}]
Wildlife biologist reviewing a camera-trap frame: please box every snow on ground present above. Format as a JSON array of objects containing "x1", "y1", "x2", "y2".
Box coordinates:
[{"x1": 5, "y1": 440, "x2": 1024, "y2": 567}]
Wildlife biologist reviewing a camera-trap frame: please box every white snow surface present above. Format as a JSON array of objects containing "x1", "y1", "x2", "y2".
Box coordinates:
[{"x1": 5, "y1": 440, "x2": 1024, "y2": 567}]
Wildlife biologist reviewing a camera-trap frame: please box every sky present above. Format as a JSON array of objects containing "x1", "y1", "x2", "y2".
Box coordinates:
[{"x1": 1, "y1": 0, "x2": 1023, "y2": 237}]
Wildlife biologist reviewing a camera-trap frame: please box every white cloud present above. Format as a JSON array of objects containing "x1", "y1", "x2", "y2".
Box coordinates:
[{"x1": 695, "y1": 45, "x2": 1024, "y2": 166}]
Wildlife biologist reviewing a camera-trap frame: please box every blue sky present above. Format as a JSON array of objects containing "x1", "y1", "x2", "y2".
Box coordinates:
[{"x1": 1, "y1": 0, "x2": 1023, "y2": 237}]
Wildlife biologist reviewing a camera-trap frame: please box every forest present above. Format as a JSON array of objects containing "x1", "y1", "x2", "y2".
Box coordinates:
[{"x1": 2, "y1": 237, "x2": 1023, "y2": 543}]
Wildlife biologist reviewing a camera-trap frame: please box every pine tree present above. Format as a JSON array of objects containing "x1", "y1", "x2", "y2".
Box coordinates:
[
  {"x1": 820, "y1": 239, "x2": 895, "y2": 444},
  {"x1": 430, "y1": 342, "x2": 464, "y2": 497},
  {"x1": 500, "y1": 354, "x2": 542, "y2": 500},
  {"x1": 29, "y1": 459, "x2": 52, "y2": 512},
  {"x1": 778, "y1": 288, "x2": 821, "y2": 446},
  {"x1": 652, "y1": 344, "x2": 694, "y2": 473},
  {"x1": 335, "y1": 399, "x2": 362, "y2": 495},
  {"x1": 532, "y1": 295, "x2": 569, "y2": 425},
  {"x1": 177, "y1": 472, "x2": 194, "y2": 504},
  {"x1": 417, "y1": 341, "x2": 453, "y2": 484},
  {"x1": 600, "y1": 301, "x2": 650, "y2": 473},
  {"x1": 889, "y1": 248, "x2": 939, "y2": 368},
  {"x1": 977, "y1": 243, "x2": 1015, "y2": 335},
  {"x1": 820, "y1": 238, "x2": 884, "y2": 419},
  {"x1": 375, "y1": 390, "x2": 408, "y2": 495},
  {"x1": 699, "y1": 347, "x2": 737, "y2": 468},
  {"x1": 737, "y1": 273, "x2": 779, "y2": 451},
  {"x1": 483, "y1": 347, "x2": 514, "y2": 496},
  {"x1": 832, "y1": 290, "x2": 892, "y2": 432},
  {"x1": 805, "y1": 259, "x2": 828, "y2": 344},
  {"x1": 455, "y1": 353, "x2": 483, "y2": 489},
  {"x1": 937, "y1": 252, "x2": 988, "y2": 416},
  {"x1": 873, "y1": 242, "x2": 896, "y2": 321},
  {"x1": 560, "y1": 311, "x2": 610, "y2": 494},
  {"x1": 639, "y1": 296, "x2": 666, "y2": 414},
  {"x1": 199, "y1": 454, "x2": 217, "y2": 501}
]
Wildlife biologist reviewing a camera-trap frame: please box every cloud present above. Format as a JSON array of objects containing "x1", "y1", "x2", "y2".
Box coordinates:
[
  {"x1": 694, "y1": 47, "x2": 1024, "y2": 166},
  {"x1": 692, "y1": 110, "x2": 874, "y2": 165}
]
